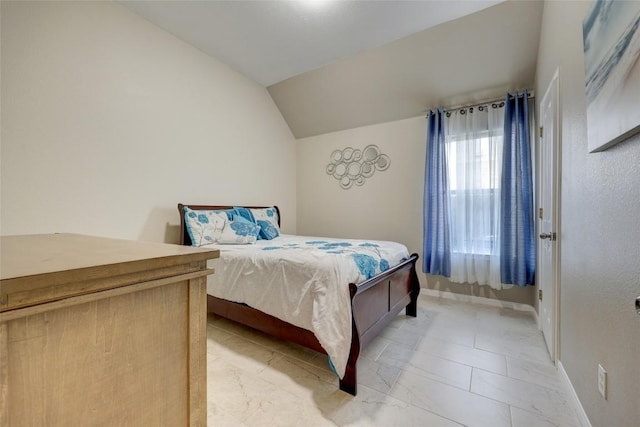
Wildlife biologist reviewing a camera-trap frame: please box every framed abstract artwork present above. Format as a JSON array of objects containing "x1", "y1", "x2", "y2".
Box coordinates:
[{"x1": 583, "y1": 0, "x2": 640, "y2": 152}]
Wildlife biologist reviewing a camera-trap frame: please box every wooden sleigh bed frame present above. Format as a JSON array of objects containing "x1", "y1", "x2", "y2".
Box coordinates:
[{"x1": 178, "y1": 204, "x2": 420, "y2": 395}]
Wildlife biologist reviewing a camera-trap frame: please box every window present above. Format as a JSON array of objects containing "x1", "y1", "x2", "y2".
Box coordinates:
[{"x1": 445, "y1": 119, "x2": 503, "y2": 257}]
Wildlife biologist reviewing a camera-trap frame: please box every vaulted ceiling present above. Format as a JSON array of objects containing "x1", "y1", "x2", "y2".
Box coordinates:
[{"x1": 121, "y1": 0, "x2": 544, "y2": 138}]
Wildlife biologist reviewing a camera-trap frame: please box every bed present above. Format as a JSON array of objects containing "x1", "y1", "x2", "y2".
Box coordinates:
[{"x1": 178, "y1": 203, "x2": 420, "y2": 395}]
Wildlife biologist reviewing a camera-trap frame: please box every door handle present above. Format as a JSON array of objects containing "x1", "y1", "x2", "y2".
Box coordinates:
[{"x1": 539, "y1": 232, "x2": 556, "y2": 241}]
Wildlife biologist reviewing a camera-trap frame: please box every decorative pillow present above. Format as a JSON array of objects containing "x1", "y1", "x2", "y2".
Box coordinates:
[
  {"x1": 183, "y1": 207, "x2": 227, "y2": 247},
  {"x1": 250, "y1": 207, "x2": 280, "y2": 240},
  {"x1": 230, "y1": 207, "x2": 256, "y2": 224},
  {"x1": 217, "y1": 216, "x2": 261, "y2": 244}
]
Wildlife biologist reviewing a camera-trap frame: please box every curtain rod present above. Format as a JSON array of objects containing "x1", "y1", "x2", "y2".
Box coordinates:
[{"x1": 425, "y1": 90, "x2": 535, "y2": 117}]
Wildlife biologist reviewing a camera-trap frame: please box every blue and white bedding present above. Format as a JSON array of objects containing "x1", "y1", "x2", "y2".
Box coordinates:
[{"x1": 204, "y1": 234, "x2": 410, "y2": 378}]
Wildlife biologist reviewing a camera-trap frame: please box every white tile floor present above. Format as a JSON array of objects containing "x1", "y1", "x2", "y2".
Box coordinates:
[{"x1": 206, "y1": 293, "x2": 582, "y2": 427}]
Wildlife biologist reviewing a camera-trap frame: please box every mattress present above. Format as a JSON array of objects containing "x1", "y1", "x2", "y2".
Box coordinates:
[{"x1": 203, "y1": 234, "x2": 410, "y2": 377}]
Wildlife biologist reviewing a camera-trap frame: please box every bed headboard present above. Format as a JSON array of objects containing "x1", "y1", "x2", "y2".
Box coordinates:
[{"x1": 177, "y1": 204, "x2": 281, "y2": 246}]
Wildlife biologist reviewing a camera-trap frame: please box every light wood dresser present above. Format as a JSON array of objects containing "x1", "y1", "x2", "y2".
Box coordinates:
[{"x1": 0, "y1": 233, "x2": 219, "y2": 426}]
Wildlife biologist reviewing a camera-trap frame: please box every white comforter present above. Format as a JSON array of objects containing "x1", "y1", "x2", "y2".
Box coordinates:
[{"x1": 204, "y1": 234, "x2": 410, "y2": 378}]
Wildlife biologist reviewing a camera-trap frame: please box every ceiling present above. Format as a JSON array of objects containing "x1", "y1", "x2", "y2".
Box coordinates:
[{"x1": 121, "y1": 0, "x2": 544, "y2": 138}]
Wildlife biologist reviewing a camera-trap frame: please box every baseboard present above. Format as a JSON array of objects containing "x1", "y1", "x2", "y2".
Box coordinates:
[
  {"x1": 557, "y1": 361, "x2": 592, "y2": 427},
  {"x1": 420, "y1": 287, "x2": 537, "y2": 318}
]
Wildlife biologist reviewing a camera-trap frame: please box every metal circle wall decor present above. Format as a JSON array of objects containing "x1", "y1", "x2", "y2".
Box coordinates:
[{"x1": 326, "y1": 145, "x2": 391, "y2": 189}]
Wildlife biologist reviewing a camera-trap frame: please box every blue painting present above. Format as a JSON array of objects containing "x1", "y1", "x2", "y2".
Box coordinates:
[{"x1": 583, "y1": 0, "x2": 640, "y2": 152}]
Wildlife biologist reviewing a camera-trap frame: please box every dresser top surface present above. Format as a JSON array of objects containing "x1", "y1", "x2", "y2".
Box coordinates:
[{"x1": 1, "y1": 233, "x2": 219, "y2": 281}]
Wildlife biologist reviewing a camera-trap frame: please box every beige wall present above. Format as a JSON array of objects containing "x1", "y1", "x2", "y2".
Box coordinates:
[
  {"x1": 296, "y1": 116, "x2": 535, "y2": 306},
  {"x1": 297, "y1": 117, "x2": 425, "y2": 244},
  {"x1": 0, "y1": 1, "x2": 296, "y2": 243},
  {"x1": 536, "y1": 1, "x2": 640, "y2": 425}
]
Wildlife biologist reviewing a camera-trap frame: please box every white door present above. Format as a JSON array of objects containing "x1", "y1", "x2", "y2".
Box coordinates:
[{"x1": 538, "y1": 70, "x2": 559, "y2": 362}]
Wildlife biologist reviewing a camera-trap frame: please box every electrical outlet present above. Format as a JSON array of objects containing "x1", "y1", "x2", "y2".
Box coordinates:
[{"x1": 598, "y1": 364, "x2": 607, "y2": 399}]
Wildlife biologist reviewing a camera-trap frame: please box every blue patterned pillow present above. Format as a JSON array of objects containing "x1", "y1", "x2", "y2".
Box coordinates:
[
  {"x1": 230, "y1": 207, "x2": 256, "y2": 223},
  {"x1": 217, "y1": 216, "x2": 261, "y2": 244},
  {"x1": 183, "y1": 207, "x2": 227, "y2": 246},
  {"x1": 250, "y1": 207, "x2": 280, "y2": 240}
]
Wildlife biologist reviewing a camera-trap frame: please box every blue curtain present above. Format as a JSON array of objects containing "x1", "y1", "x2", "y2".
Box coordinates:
[
  {"x1": 500, "y1": 91, "x2": 535, "y2": 285},
  {"x1": 423, "y1": 109, "x2": 451, "y2": 277}
]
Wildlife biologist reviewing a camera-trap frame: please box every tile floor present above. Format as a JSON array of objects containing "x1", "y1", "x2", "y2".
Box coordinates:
[{"x1": 206, "y1": 293, "x2": 583, "y2": 427}]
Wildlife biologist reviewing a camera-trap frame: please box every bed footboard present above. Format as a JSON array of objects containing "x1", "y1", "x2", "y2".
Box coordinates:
[{"x1": 339, "y1": 253, "x2": 420, "y2": 395}]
